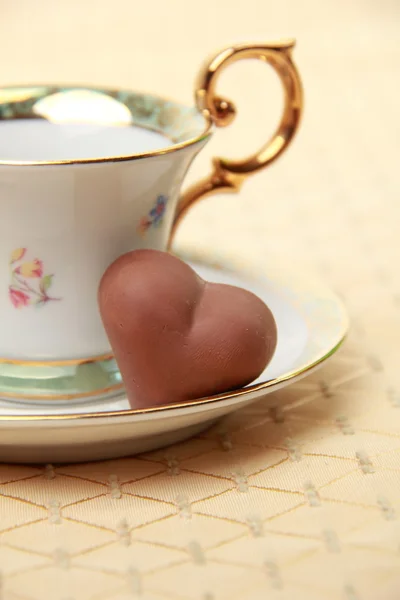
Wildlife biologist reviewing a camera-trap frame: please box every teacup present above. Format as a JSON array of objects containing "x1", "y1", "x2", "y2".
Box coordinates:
[{"x1": 0, "y1": 40, "x2": 303, "y2": 403}]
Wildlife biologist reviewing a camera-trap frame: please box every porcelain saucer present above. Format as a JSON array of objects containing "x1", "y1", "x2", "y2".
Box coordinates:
[{"x1": 0, "y1": 251, "x2": 348, "y2": 463}]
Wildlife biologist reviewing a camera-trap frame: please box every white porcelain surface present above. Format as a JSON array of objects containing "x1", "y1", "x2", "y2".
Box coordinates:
[
  {"x1": 0, "y1": 120, "x2": 172, "y2": 161},
  {"x1": 0, "y1": 257, "x2": 348, "y2": 463},
  {"x1": 0, "y1": 133, "x2": 206, "y2": 361}
]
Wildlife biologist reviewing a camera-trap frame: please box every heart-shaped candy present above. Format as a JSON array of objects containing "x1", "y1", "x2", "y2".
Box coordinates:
[{"x1": 99, "y1": 250, "x2": 277, "y2": 407}]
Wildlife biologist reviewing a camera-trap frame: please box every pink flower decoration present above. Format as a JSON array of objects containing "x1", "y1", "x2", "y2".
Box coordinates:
[
  {"x1": 9, "y1": 287, "x2": 30, "y2": 308},
  {"x1": 15, "y1": 259, "x2": 44, "y2": 278},
  {"x1": 8, "y1": 249, "x2": 60, "y2": 309}
]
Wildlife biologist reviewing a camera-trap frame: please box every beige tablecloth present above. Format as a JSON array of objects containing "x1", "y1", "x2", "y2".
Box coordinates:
[{"x1": 0, "y1": 0, "x2": 399, "y2": 598}]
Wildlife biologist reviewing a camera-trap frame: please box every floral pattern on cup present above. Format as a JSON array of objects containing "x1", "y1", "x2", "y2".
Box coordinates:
[
  {"x1": 138, "y1": 195, "x2": 168, "y2": 236},
  {"x1": 9, "y1": 248, "x2": 61, "y2": 308}
]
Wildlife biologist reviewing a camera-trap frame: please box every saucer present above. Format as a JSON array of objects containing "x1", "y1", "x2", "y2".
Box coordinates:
[{"x1": 0, "y1": 251, "x2": 348, "y2": 463}]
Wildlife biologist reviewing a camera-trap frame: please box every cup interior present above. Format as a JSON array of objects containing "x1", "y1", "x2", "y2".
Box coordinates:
[{"x1": 0, "y1": 86, "x2": 210, "y2": 163}]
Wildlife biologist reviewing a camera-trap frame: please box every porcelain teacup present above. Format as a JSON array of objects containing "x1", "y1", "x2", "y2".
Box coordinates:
[{"x1": 0, "y1": 40, "x2": 303, "y2": 403}]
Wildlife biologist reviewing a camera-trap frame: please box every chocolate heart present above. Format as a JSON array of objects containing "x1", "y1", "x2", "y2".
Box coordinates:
[{"x1": 98, "y1": 250, "x2": 277, "y2": 407}]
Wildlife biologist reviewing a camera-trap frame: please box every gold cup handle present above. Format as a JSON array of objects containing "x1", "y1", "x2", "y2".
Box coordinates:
[{"x1": 170, "y1": 40, "x2": 303, "y2": 243}]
